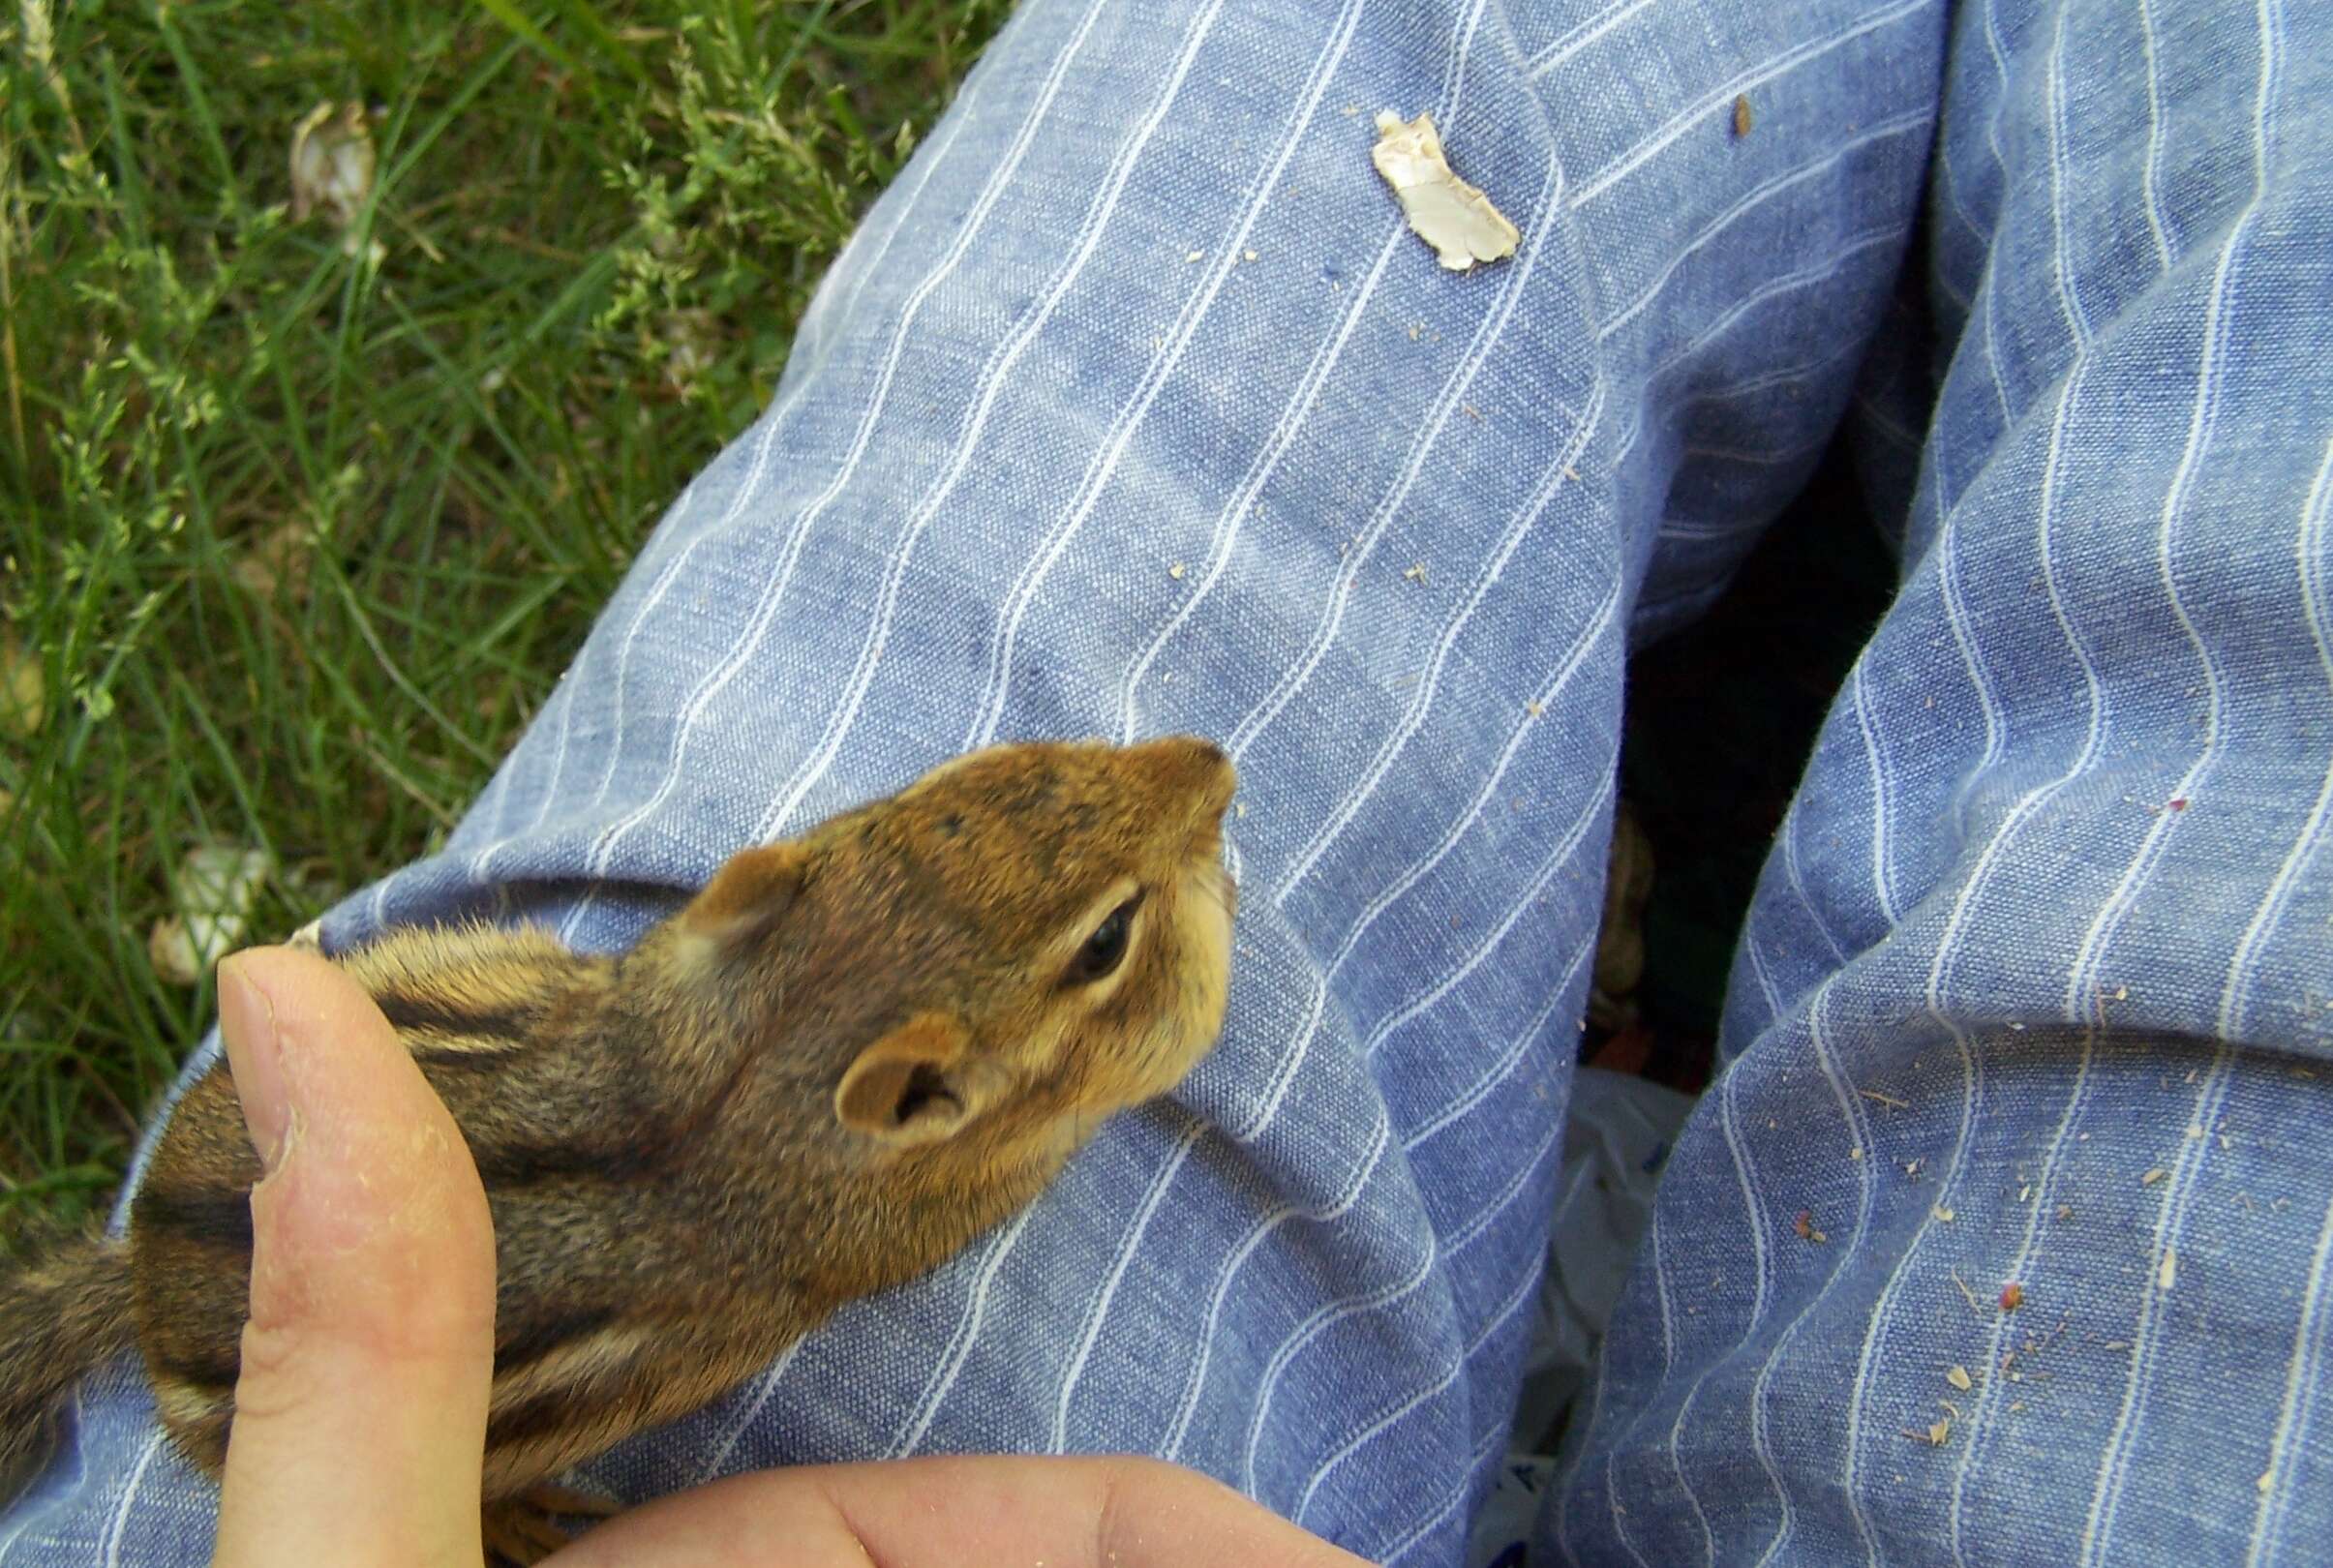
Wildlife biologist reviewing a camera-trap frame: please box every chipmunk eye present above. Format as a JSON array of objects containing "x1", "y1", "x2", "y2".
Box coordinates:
[{"x1": 1066, "y1": 894, "x2": 1142, "y2": 985}]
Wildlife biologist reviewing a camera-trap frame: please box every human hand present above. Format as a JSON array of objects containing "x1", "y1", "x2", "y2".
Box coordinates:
[{"x1": 205, "y1": 945, "x2": 1375, "y2": 1567}]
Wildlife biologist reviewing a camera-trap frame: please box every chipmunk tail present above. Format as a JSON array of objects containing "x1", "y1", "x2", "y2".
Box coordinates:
[{"x1": 0, "y1": 1230, "x2": 136, "y2": 1494}]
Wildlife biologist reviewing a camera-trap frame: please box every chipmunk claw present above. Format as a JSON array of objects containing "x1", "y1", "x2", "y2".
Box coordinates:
[{"x1": 482, "y1": 1482, "x2": 620, "y2": 1566}]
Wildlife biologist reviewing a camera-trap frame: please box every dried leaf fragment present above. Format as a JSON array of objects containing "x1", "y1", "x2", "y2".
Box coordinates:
[
  {"x1": 232, "y1": 522, "x2": 316, "y2": 602},
  {"x1": 2158, "y1": 1248, "x2": 2177, "y2": 1291},
  {"x1": 1946, "y1": 1365, "x2": 1974, "y2": 1392},
  {"x1": 1370, "y1": 111, "x2": 1518, "y2": 272},
  {"x1": 290, "y1": 102, "x2": 378, "y2": 235},
  {"x1": 1904, "y1": 1416, "x2": 1952, "y2": 1447},
  {"x1": 148, "y1": 846, "x2": 275, "y2": 985}
]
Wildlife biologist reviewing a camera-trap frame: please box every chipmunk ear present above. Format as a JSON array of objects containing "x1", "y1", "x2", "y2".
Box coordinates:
[
  {"x1": 835, "y1": 1013, "x2": 991, "y2": 1146},
  {"x1": 680, "y1": 842, "x2": 808, "y2": 946}
]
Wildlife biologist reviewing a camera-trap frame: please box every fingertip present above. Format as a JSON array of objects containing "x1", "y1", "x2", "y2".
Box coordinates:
[{"x1": 211, "y1": 941, "x2": 496, "y2": 1568}]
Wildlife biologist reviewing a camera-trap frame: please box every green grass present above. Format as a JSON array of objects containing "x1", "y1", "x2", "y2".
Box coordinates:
[{"x1": 0, "y1": 0, "x2": 1005, "y2": 1241}]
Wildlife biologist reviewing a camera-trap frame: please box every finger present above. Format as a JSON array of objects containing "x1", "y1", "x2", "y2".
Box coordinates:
[
  {"x1": 547, "y1": 1454, "x2": 1378, "y2": 1567},
  {"x1": 208, "y1": 946, "x2": 497, "y2": 1568}
]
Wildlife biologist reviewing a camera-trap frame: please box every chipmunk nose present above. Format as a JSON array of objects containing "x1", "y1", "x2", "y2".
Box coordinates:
[{"x1": 1149, "y1": 736, "x2": 1236, "y2": 819}]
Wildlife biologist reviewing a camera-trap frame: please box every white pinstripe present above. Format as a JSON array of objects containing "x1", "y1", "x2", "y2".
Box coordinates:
[
  {"x1": 0, "y1": 1382, "x2": 84, "y2": 1566},
  {"x1": 1664, "y1": 1041, "x2": 1781, "y2": 1523},
  {"x1": 1675, "y1": 412, "x2": 1845, "y2": 465},
  {"x1": 1233, "y1": 958, "x2": 1335, "y2": 1146},
  {"x1": 1628, "y1": 1204, "x2": 1677, "y2": 1562},
  {"x1": 1596, "y1": 106, "x2": 1935, "y2": 344},
  {"x1": 1745, "y1": 983, "x2": 1877, "y2": 1568},
  {"x1": 1607, "y1": 228, "x2": 1911, "y2": 474},
  {"x1": 1565, "y1": 0, "x2": 1939, "y2": 211},
  {"x1": 1836, "y1": 419, "x2": 2010, "y2": 1527},
  {"x1": 1850, "y1": 657, "x2": 1900, "y2": 925},
  {"x1": 1653, "y1": 515, "x2": 1737, "y2": 543},
  {"x1": 1553, "y1": 1290, "x2": 1616, "y2": 1565},
  {"x1": 1712, "y1": 898, "x2": 1779, "y2": 1058},
  {"x1": 2042, "y1": 2, "x2": 2096, "y2": 353},
  {"x1": 1944, "y1": 1070, "x2": 2107, "y2": 1563},
  {"x1": 1216, "y1": 484, "x2": 1610, "y2": 1094},
  {"x1": 1375, "y1": 1418, "x2": 1504, "y2": 1566},
  {"x1": 1946, "y1": 375, "x2": 2112, "y2": 1565},
  {"x1": 691, "y1": 1340, "x2": 805, "y2": 1485},
  {"x1": 456, "y1": 39, "x2": 991, "y2": 899},
  {"x1": 1743, "y1": 888, "x2": 1790, "y2": 1021},
  {"x1": 1933, "y1": 256, "x2": 1974, "y2": 316},
  {"x1": 1664, "y1": 1221, "x2": 1722, "y2": 1568},
  {"x1": 1976, "y1": 239, "x2": 2015, "y2": 430},
  {"x1": 454, "y1": 467, "x2": 710, "y2": 913},
  {"x1": 1358, "y1": 769, "x2": 1616, "y2": 1063},
  {"x1": 1633, "y1": 574, "x2": 1742, "y2": 629},
  {"x1": 1227, "y1": 128, "x2": 1561, "y2": 763},
  {"x1": 1272, "y1": 376, "x2": 1604, "y2": 900},
  {"x1": 98, "y1": 1431, "x2": 163, "y2": 1568},
  {"x1": 2080, "y1": 1049, "x2": 2234, "y2": 1564},
  {"x1": 1560, "y1": 956, "x2": 1781, "y2": 1550},
  {"x1": 1781, "y1": 801, "x2": 1850, "y2": 969},
  {"x1": 2251, "y1": 1183, "x2": 2333, "y2": 1567},
  {"x1": 1524, "y1": 0, "x2": 1653, "y2": 81},
  {"x1": 1606, "y1": 1447, "x2": 1657, "y2": 1568},
  {"x1": 956, "y1": 0, "x2": 1358, "y2": 754},
  {"x1": 1857, "y1": 388, "x2": 1924, "y2": 453},
  {"x1": 1114, "y1": 223, "x2": 1406, "y2": 741},
  {"x1": 1045, "y1": 1116, "x2": 1207, "y2": 1451},
  {"x1": 1116, "y1": 0, "x2": 1495, "y2": 740},
  {"x1": 761, "y1": 0, "x2": 1319, "y2": 825},
  {"x1": 1402, "y1": 933, "x2": 1591, "y2": 1154},
  {"x1": 551, "y1": 0, "x2": 1125, "y2": 943},
  {"x1": 2135, "y1": 0, "x2": 2175, "y2": 271},
  {"x1": 1640, "y1": 347, "x2": 1880, "y2": 541},
  {"x1": 2061, "y1": 0, "x2": 2268, "y2": 1034},
  {"x1": 1923, "y1": 301, "x2": 2135, "y2": 1552},
  {"x1": 1156, "y1": 1108, "x2": 1394, "y2": 1461},
  {"x1": 1934, "y1": 415, "x2": 2009, "y2": 775},
  {"x1": 1974, "y1": 0, "x2": 2012, "y2": 175},
  {"x1": 454, "y1": 463, "x2": 709, "y2": 901},
  {"x1": 1934, "y1": 142, "x2": 1991, "y2": 255},
  {"x1": 1236, "y1": 784, "x2": 1610, "y2": 1476},
  {"x1": 2083, "y1": 25, "x2": 2292, "y2": 1541},
  {"x1": 1240, "y1": 1216, "x2": 1442, "y2": 1494},
  {"x1": 1289, "y1": 1216, "x2": 1546, "y2": 1525},
  {"x1": 2218, "y1": 437, "x2": 2333, "y2": 1043},
  {"x1": 883, "y1": 1206, "x2": 1039, "y2": 1458},
  {"x1": 788, "y1": 44, "x2": 990, "y2": 378}
]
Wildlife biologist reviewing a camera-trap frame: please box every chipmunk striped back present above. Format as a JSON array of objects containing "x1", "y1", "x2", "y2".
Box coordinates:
[{"x1": 124, "y1": 922, "x2": 622, "y2": 1477}]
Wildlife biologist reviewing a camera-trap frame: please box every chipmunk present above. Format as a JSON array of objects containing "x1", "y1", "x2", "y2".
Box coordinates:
[{"x1": 0, "y1": 736, "x2": 1238, "y2": 1562}]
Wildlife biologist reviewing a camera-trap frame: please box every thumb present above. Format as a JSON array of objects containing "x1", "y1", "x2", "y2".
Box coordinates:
[{"x1": 208, "y1": 946, "x2": 497, "y2": 1568}]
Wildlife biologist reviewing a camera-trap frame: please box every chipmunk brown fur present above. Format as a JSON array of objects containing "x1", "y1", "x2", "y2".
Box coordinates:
[{"x1": 0, "y1": 736, "x2": 1238, "y2": 1560}]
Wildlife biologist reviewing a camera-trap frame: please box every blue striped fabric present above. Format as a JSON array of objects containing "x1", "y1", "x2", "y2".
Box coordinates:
[{"x1": 5, "y1": 0, "x2": 2327, "y2": 1563}]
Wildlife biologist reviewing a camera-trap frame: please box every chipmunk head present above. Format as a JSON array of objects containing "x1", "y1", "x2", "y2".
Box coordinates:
[{"x1": 671, "y1": 737, "x2": 1237, "y2": 1173}]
